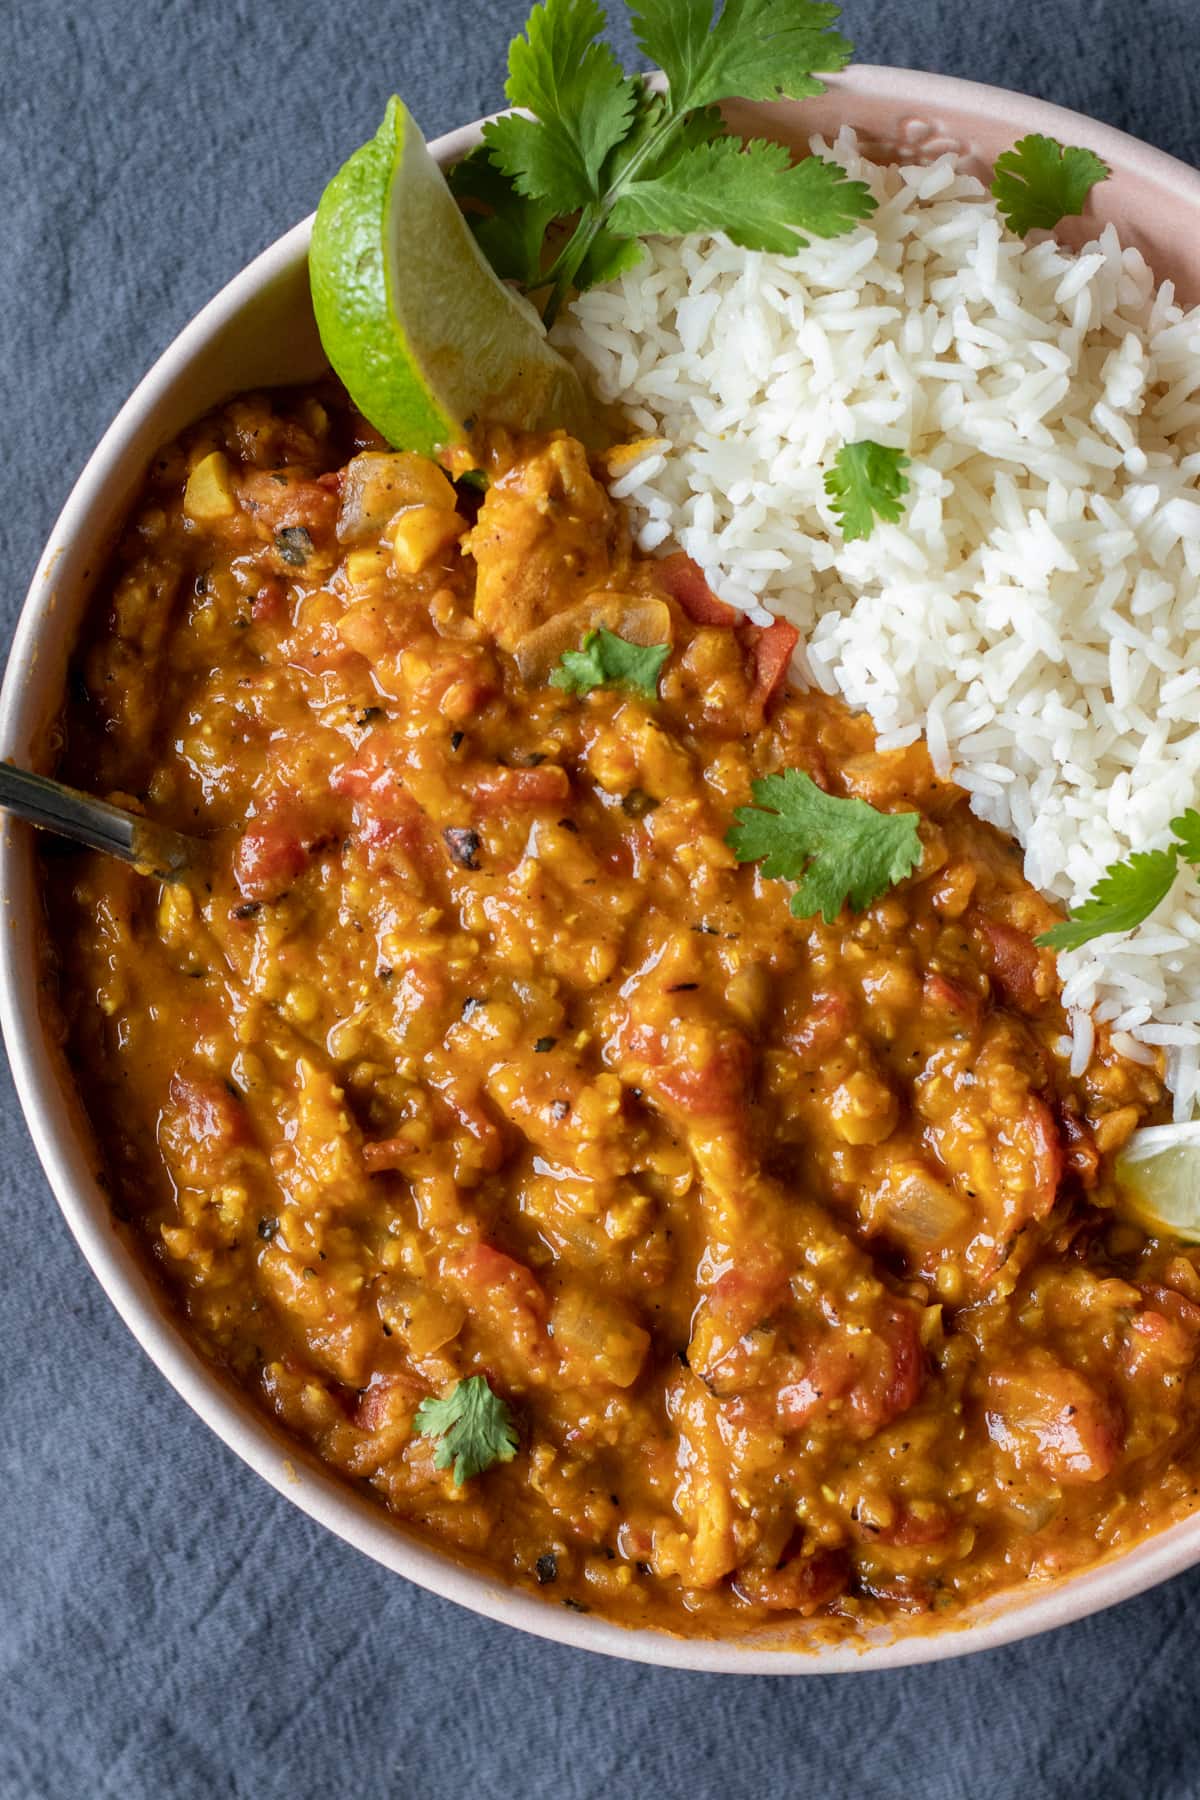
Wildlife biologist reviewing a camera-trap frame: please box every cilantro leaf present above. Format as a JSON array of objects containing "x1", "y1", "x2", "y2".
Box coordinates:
[
  {"x1": 630, "y1": 0, "x2": 852, "y2": 112},
  {"x1": 455, "y1": 0, "x2": 866, "y2": 323},
  {"x1": 576, "y1": 223, "x2": 645, "y2": 288},
  {"x1": 481, "y1": 0, "x2": 637, "y2": 211},
  {"x1": 728, "y1": 768, "x2": 923, "y2": 922},
  {"x1": 1035, "y1": 849, "x2": 1179, "y2": 952},
  {"x1": 991, "y1": 134, "x2": 1110, "y2": 236},
  {"x1": 413, "y1": 1375, "x2": 518, "y2": 1486},
  {"x1": 604, "y1": 91, "x2": 726, "y2": 186},
  {"x1": 1171, "y1": 808, "x2": 1200, "y2": 867},
  {"x1": 609, "y1": 138, "x2": 876, "y2": 253},
  {"x1": 448, "y1": 149, "x2": 556, "y2": 286},
  {"x1": 824, "y1": 441, "x2": 910, "y2": 542},
  {"x1": 549, "y1": 627, "x2": 670, "y2": 697}
]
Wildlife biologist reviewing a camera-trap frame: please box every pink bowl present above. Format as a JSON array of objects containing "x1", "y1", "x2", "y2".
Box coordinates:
[{"x1": 4, "y1": 67, "x2": 1200, "y2": 1673}]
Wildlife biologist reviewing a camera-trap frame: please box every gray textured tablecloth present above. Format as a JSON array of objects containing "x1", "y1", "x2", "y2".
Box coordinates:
[{"x1": 3, "y1": 3, "x2": 1199, "y2": 1795}]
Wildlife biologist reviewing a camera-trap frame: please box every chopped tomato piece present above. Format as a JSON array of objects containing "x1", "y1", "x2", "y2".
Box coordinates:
[
  {"x1": 1123, "y1": 1308, "x2": 1200, "y2": 1379},
  {"x1": 431, "y1": 1077, "x2": 505, "y2": 1174},
  {"x1": 709, "y1": 1262, "x2": 791, "y2": 1339},
  {"x1": 922, "y1": 971, "x2": 980, "y2": 1020},
  {"x1": 331, "y1": 743, "x2": 432, "y2": 865},
  {"x1": 166, "y1": 1069, "x2": 249, "y2": 1151},
  {"x1": 354, "y1": 1372, "x2": 420, "y2": 1433},
  {"x1": 234, "y1": 812, "x2": 311, "y2": 901},
  {"x1": 251, "y1": 577, "x2": 287, "y2": 623},
  {"x1": 469, "y1": 764, "x2": 570, "y2": 812},
  {"x1": 451, "y1": 1244, "x2": 546, "y2": 1306},
  {"x1": 655, "y1": 551, "x2": 739, "y2": 626},
  {"x1": 159, "y1": 1069, "x2": 251, "y2": 1187},
  {"x1": 362, "y1": 1136, "x2": 419, "y2": 1173},
  {"x1": 653, "y1": 1024, "x2": 754, "y2": 1120},
  {"x1": 447, "y1": 1243, "x2": 550, "y2": 1367},
  {"x1": 776, "y1": 1339, "x2": 858, "y2": 1430},
  {"x1": 747, "y1": 620, "x2": 799, "y2": 714},
  {"x1": 784, "y1": 992, "x2": 852, "y2": 1059},
  {"x1": 865, "y1": 1306, "x2": 925, "y2": 1432},
  {"x1": 775, "y1": 1307, "x2": 924, "y2": 1438},
  {"x1": 329, "y1": 731, "x2": 399, "y2": 798},
  {"x1": 1139, "y1": 1283, "x2": 1200, "y2": 1333},
  {"x1": 980, "y1": 920, "x2": 1044, "y2": 1013},
  {"x1": 986, "y1": 1363, "x2": 1121, "y2": 1484},
  {"x1": 865, "y1": 1502, "x2": 952, "y2": 1548},
  {"x1": 1024, "y1": 1096, "x2": 1064, "y2": 1214},
  {"x1": 241, "y1": 469, "x2": 338, "y2": 537},
  {"x1": 734, "y1": 1546, "x2": 849, "y2": 1614}
]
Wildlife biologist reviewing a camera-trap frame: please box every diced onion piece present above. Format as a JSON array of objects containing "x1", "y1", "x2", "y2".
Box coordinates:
[
  {"x1": 549, "y1": 1285, "x2": 650, "y2": 1388},
  {"x1": 378, "y1": 1276, "x2": 466, "y2": 1356},
  {"x1": 514, "y1": 593, "x2": 672, "y2": 684},
  {"x1": 876, "y1": 1162, "x2": 968, "y2": 1250},
  {"x1": 337, "y1": 451, "x2": 457, "y2": 545}
]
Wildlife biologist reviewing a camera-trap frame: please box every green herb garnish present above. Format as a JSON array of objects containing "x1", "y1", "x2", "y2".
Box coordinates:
[
  {"x1": 1172, "y1": 808, "x2": 1200, "y2": 867},
  {"x1": 824, "y1": 441, "x2": 910, "y2": 543},
  {"x1": 413, "y1": 1375, "x2": 518, "y2": 1485},
  {"x1": 728, "y1": 768, "x2": 923, "y2": 922},
  {"x1": 459, "y1": 0, "x2": 875, "y2": 324},
  {"x1": 549, "y1": 627, "x2": 669, "y2": 697},
  {"x1": 1037, "y1": 810, "x2": 1200, "y2": 951},
  {"x1": 990, "y1": 134, "x2": 1110, "y2": 237}
]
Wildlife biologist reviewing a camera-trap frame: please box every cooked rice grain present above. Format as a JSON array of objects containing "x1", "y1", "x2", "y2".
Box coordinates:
[{"x1": 556, "y1": 130, "x2": 1200, "y2": 1117}]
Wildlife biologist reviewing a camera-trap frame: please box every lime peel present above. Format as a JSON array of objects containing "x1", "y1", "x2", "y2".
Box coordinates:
[
  {"x1": 1116, "y1": 1122, "x2": 1200, "y2": 1243},
  {"x1": 309, "y1": 97, "x2": 595, "y2": 457}
]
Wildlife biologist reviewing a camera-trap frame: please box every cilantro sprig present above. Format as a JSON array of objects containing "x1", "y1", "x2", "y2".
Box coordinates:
[
  {"x1": 549, "y1": 627, "x2": 669, "y2": 697},
  {"x1": 413, "y1": 1375, "x2": 518, "y2": 1485},
  {"x1": 728, "y1": 768, "x2": 923, "y2": 922},
  {"x1": 824, "y1": 440, "x2": 910, "y2": 543},
  {"x1": 455, "y1": 0, "x2": 875, "y2": 324},
  {"x1": 1036, "y1": 810, "x2": 1200, "y2": 951},
  {"x1": 991, "y1": 134, "x2": 1110, "y2": 237}
]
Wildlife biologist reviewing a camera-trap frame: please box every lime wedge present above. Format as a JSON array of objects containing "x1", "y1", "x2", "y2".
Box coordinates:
[
  {"x1": 309, "y1": 97, "x2": 594, "y2": 456},
  {"x1": 1116, "y1": 1123, "x2": 1200, "y2": 1242}
]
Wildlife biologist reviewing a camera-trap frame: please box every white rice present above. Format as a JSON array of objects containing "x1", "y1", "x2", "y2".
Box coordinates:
[{"x1": 554, "y1": 129, "x2": 1200, "y2": 1119}]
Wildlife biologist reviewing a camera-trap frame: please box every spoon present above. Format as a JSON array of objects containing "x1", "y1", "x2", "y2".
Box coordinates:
[{"x1": 0, "y1": 763, "x2": 198, "y2": 882}]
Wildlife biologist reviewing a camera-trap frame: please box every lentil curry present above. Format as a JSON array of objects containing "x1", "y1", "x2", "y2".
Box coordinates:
[{"x1": 43, "y1": 385, "x2": 1200, "y2": 1641}]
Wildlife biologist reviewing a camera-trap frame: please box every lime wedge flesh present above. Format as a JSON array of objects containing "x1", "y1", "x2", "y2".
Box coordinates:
[
  {"x1": 1116, "y1": 1123, "x2": 1200, "y2": 1242},
  {"x1": 309, "y1": 96, "x2": 594, "y2": 457}
]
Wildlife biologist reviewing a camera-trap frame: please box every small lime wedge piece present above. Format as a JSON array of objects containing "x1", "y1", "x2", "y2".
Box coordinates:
[
  {"x1": 309, "y1": 97, "x2": 594, "y2": 457},
  {"x1": 1116, "y1": 1123, "x2": 1200, "y2": 1242}
]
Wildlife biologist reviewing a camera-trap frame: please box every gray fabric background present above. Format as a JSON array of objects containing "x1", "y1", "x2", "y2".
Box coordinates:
[{"x1": 2, "y1": 2, "x2": 1199, "y2": 1795}]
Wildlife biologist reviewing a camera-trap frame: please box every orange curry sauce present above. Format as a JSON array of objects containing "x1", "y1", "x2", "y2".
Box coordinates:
[{"x1": 42, "y1": 386, "x2": 1200, "y2": 1641}]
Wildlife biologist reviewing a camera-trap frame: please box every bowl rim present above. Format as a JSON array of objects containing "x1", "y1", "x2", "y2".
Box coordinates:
[{"x1": 5, "y1": 63, "x2": 1200, "y2": 1676}]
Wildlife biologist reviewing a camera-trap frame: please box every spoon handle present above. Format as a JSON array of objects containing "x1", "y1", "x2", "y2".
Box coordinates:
[{"x1": 0, "y1": 764, "x2": 195, "y2": 881}]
